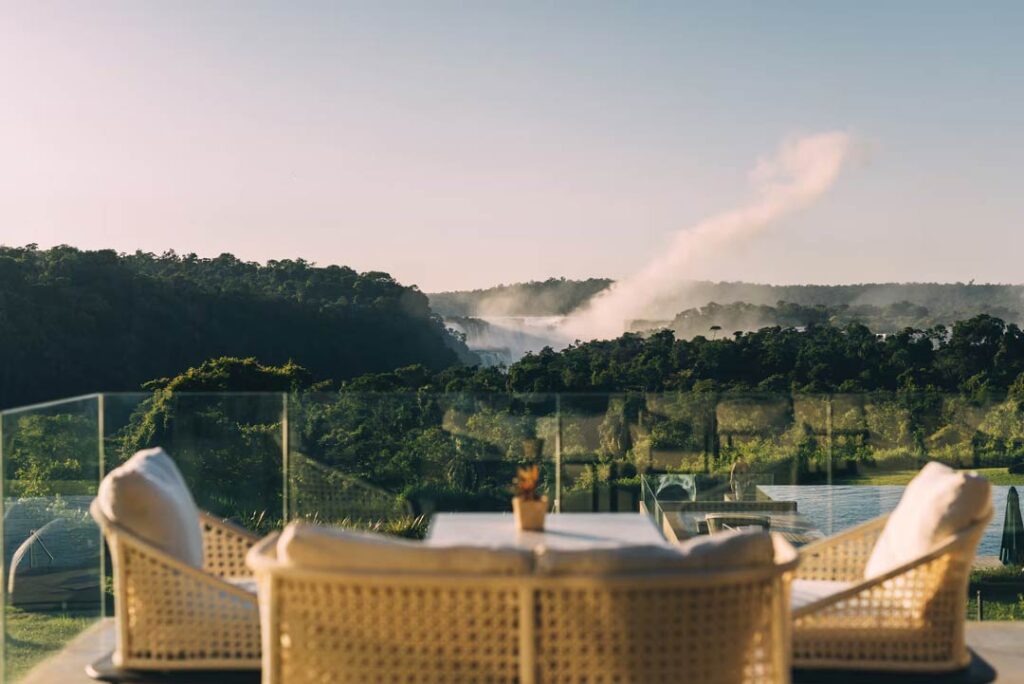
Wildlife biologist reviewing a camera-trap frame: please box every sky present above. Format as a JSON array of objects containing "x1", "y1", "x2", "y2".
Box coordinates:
[{"x1": 2, "y1": 1, "x2": 1022, "y2": 292}]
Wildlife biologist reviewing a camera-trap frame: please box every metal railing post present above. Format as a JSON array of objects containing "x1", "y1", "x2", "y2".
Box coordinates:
[
  {"x1": 281, "y1": 392, "x2": 290, "y2": 523},
  {"x1": 98, "y1": 394, "x2": 107, "y2": 619},
  {"x1": 0, "y1": 408, "x2": 5, "y2": 675},
  {"x1": 825, "y1": 393, "x2": 834, "y2": 535},
  {"x1": 825, "y1": 393, "x2": 833, "y2": 485},
  {"x1": 554, "y1": 395, "x2": 562, "y2": 513}
]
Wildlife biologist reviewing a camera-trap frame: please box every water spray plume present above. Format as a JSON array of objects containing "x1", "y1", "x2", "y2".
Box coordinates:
[{"x1": 560, "y1": 131, "x2": 853, "y2": 341}]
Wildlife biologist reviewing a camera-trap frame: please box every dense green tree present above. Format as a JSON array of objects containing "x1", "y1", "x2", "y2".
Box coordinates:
[
  {"x1": 5, "y1": 413, "x2": 98, "y2": 496},
  {"x1": 115, "y1": 357, "x2": 324, "y2": 519},
  {"x1": 0, "y1": 245, "x2": 472, "y2": 409},
  {"x1": 489, "y1": 317, "x2": 1024, "y2": 396}
]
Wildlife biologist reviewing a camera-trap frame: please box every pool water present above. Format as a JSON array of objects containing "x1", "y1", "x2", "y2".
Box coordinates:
[{"x1": 759, "y1": 485, "x2": 1019, "y2": 558}]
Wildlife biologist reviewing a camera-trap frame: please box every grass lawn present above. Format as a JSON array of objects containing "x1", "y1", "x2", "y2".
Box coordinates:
[
  {"x1": 4, "y1": 608, "x2": 95, "y2": 682},
  {"x1": 834, "y1": 467, "x2": 1024, "y2": 486},
  {"x1": 969, "y1": 594, "x2": 1024, "y2": 620}
]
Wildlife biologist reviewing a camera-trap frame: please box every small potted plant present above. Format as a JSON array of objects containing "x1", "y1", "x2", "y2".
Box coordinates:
[{"x1": 512, "y1": 464, "x2": 547, "y2": 531}]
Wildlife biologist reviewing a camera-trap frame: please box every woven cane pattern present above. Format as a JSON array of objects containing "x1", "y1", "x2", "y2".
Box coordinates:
[
  {"x1": 93, "y1": 499, "x2": 262, "y2": 670},
  {"x1": 201, "y1": 513, "x2": 259, "y2": 579},
  {"x1": 534, "y1": 576, "x2": 784, "y2": 684},
  {"x1": 250, "y1": 531, "x2": 797, "y2": 684},
  {"x1": 119, "y1": 538, "x2": 262, "y2": 667},
  {"x1": 793, "y1": 513, "x2": 986, "y2": 672},
  {"x1": 272, "y1": 574, "x2": 521, "y2": 684},
  {"x1": 795, "y1": 517, "x2": 886, "y2": 582}
]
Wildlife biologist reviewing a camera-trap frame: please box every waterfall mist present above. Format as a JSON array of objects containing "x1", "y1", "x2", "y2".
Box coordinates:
[{"x1": 558, "y1": 132, "x2": 854, "y2": 342}]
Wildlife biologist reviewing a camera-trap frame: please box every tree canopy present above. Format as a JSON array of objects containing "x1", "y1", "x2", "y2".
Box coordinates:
[
  {"x1": 430, "y1": 277, "x2": 1024, "y2": 325},
  {"x1": 353, "y1": 315, "x2": 1024, "y2": 398},
  {"x1": 0, "y1": 245, "x2": 471, "y2": 408}
]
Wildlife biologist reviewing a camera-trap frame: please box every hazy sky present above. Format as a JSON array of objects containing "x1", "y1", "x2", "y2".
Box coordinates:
[{"x1": 3, "y1": 2, "x2": 1022, "y2": 291}]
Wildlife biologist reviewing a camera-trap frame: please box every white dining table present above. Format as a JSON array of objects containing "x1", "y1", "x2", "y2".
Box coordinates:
[{"x1": 426, "y1": 512, "x2": 669, "y2": 550}]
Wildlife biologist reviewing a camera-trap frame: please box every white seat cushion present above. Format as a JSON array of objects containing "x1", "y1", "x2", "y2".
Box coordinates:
[
  {"x1": 791, "y1": 579, "x2": 851, "y2": 610},
  {"x1": 864, "y1": 461, "x2": 991, "y2": 579},
  {"x1": 536, "y1": 529, "x2": 778, "y2": 575},
  {"x1": 279, "y1": 522, "x2": 533, "y2": 575},
  {"x1": 98, "y1": 447, "x2": 203, "y2": 568}
]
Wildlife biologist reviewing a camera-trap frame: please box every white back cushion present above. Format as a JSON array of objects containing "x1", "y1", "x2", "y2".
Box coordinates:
[
  {"x1": 279, "y1": 522, "x2": 533, "y2": 575},
  {"x1": 864, "y1": 461, "x2": 991, "y2": 579},
  {"x1": 98, "y1": 447, "x2": 203, "y2": 568},
  {"x1": 536, "y1": 529, "x2": 778, "y2": 575}
]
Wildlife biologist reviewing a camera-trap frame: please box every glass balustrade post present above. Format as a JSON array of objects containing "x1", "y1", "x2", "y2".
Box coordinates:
[
  {"x1": 281, "y1": 392, "x2": 290, "y2": 523},
  {"x1": 825, "y1": 393, "x2": 833, "y2": 486},
  {"x1": 0, "y1": 408, "x2": 6, "y2": 678},
  {"x1": 97, "y1": 394, "x2": 106, "y2": 620},
  {"x1": 554, "y1": 394, "x2": 562, "y2": 514},
  {"x1": 825, "y1": 393, "x2": 834, "y2": 537}
]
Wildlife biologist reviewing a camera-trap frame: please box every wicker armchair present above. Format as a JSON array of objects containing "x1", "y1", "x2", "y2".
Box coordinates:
[
  {"x1": 792, "y1": 509, "x2": 993, "y2": 672},
  {"x1": 248, "y1": 530, "x2": 799, "y2": 684},
  {"x1": 92, "y1": 500, "x2": 262, "y2": 670}
]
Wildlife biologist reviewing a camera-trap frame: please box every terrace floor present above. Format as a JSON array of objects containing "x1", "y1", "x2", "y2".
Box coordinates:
[{"x1": 18, "y1": 618, "x2": 1024, "y2": 684}]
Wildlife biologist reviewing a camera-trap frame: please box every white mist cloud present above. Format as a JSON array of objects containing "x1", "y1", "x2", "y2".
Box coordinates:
[{"x1": 559, "y1": 131, "x2": 854, "y2": 341}]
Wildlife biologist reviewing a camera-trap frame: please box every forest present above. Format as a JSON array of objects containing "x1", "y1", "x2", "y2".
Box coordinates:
[
  {"x1": 429, "y1": 277, "x2": 614, "y2": 316},
  {"x1": 5, "y1": 290, "x2": 1024, "y2": 643},
  {"x1": 652, "y1": 300, "x2": 1021, "y2": 338},
  {"x1": 431, "y1": 277, "x2": 1024, "y2": 333},
  {"x1": 363, "y1": 314, "x2": 1024, "y2": 397},
  {"x1": 8, "y1": 314, "x2": 1024, "y2": 526},
  {"x1": 0, "y1": 245, "x2": 471, "y2": 409},
  {"x1": 5, "y1": 246, "x2": 1024, "y2": 522}
]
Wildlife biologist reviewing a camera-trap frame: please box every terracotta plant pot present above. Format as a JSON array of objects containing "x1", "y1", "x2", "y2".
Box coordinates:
[{"x1": 513, "y1": 496, "x2": 548, "y2": 531}]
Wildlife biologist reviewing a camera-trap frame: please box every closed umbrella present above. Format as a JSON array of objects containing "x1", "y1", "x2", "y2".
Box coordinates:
[{"x1": 999, "y1": 486, "x2": 1024, "y2": 566}]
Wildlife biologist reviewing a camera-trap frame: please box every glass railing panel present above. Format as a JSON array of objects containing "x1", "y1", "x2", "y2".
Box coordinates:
[
  {"x1": 104, "y1": 392, "x2": 286, "y2": 533},
  {"x1": 286, "y1": 391, "x2": 444, "y2": 536},
  {"x1": 635, "y1": 391, "x2": 1024, "y2": 620},
  {"x1": 554, "y1": 393, "x2": 645, "y2": 513},
  {"x1": 642, "y1": 392, "x2": 716, "y2": 474},
  {"x1": 1, "y1": 395, "x2": 102, "y2": 683},
  {"x1": 713, "y1": 393, "x2": 801, "y2": 488},
  {"x1": 0, "y1": 386, "x2": 1018, "y2": 658},
  {"x1": 101, "y1": 389, "x2": 1024, "y2": 621},
  {"x1": 286, "y1": 392, "x2": 561, "y2": 531}
]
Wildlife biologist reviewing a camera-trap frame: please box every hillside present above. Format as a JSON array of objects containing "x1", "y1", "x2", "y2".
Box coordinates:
[
  {"x1": 358, "y1": 313, "x2": 1024, "y2": 396},
  {"x1": 653, "y1": 300, "x2": 1024, "y2": 339},
  {"x1": 0, "y1": 245, "x2": 472, "y2": 408},
  {"x1": 430, "y1": 279, "x2": 1024, "y2": 332},
  {"x1": 428, "y1": 278, "x2": 613, "y2": 316}
]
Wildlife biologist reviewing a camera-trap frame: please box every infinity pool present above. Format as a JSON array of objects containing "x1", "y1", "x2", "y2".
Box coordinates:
[{"x1": 759, "y1": 485, "x2": 1018, "y2": 558}]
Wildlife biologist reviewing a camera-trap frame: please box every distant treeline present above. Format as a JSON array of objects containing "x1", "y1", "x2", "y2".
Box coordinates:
[
  {"x1": 649, "y1": 300, "x2": 1023, "y2": 340},
  {"x1": 429, "y1": 277, "x2": 613, "y2": 316},
  {"x1": 352, "y1": 314, "x2": 1024, "y2": 397},
  {"x1": 105, "y1": 313, "x2": 1024, "y2": 398},
  {"x1": 429, "y1": 278, "x2": 1024, "y2": 327},
  {"x1": 665, "y1": 281, "x2": 1024, "y2": 313},
  {"x1": 0, "y1": 245, "x2": 471, "y2": 408}
]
